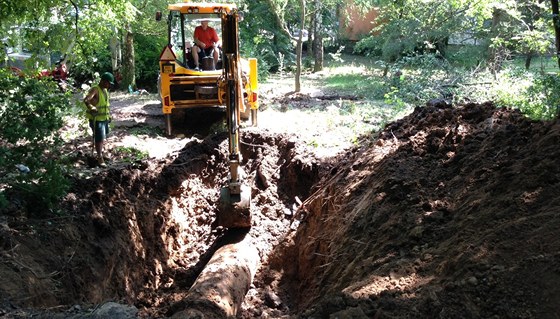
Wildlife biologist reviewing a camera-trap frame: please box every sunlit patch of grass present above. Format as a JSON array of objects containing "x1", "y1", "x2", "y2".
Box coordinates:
[
  {"x1": 260, "y1": 98, "x2": 408, "y2": 153},
  {"x1": 129, "y1": 125, "x2": 162, "y2": 137},
  {"x1": 320, "y1": 55, "x2": 387, "y2": 99},
  {"x1": 323, "y1": 73, "x2": 386, "y2": 99},
  {"x1": 508, "y1": 55, "x2": 558, "y2": 74},
  {"x1": 114, "y1": 146, "x2": 149, "y2": 162},
  {"x1": 259, "y1": 54, "x2": 417, "y2": 153}
]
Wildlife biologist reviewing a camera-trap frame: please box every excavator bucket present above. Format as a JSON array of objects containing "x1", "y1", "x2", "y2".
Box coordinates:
[{"x1": 217, "y1": 184, "x2": 251, "y2": 228}]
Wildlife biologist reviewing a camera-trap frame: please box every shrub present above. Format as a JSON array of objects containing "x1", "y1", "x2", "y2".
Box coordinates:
[
  {"x1": 135, "y1": 33, "x2": 167, "y2": 91},
  {"x1": 521, "y1": 72, "x2": 560, "y2": 119},
  {"x1": 455, "y1": 66, "x2": 560, "y2": 120},
  {"x1": 0, "y1": 68, "x2": 71, "y2": 215}
]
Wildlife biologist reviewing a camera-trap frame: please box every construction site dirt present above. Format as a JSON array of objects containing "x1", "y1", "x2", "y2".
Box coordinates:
[{"x1": 1, "y1": 88, "x2": 559, "y2": 318}]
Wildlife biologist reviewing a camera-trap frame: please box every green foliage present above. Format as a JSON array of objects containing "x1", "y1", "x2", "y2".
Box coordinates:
[
  {"x1": 13, "y1": 161, "x2": 69, "y2": 214},
  {"x1": 514, "y1": 22, "x2": 552, "y2": 57},
  {"x1": 323, "y1": 53, "x2": 451, "y2": 109},
  {"x1": 489, "y1": 68, "x2": 560, "y2": 120},
  {"x1": 447, "y1": 45, "x2": 486, "y2": 67},
  {"x1": 239, "y1": 0, "x2": 294, "y2": 75},
  {"x1": 394, "y1": 54, "x2": 452, "y2": 101},
  {"x1": 71, "y1": 49, "x2": 113, "y2": 86},
  {"x1": 354, "y1": 0, "x2": 555, "y2": 70},
  {"x1": 0, "y1": 68, "x2": 71, "y2": 215},
  {"x1": 1, "y1": 0, "x2": 165, "y2": 88},
  {"x1": 134, "y1": 33, "x2": 167, "y2": 91},
  {"x1": 325, "y1": 45, "x2": 557, "y2": 121},
  {"x1": 114, "y1": 146, "x2": 148, "y2": 163},
  {"x1": 354, "y1": 36, "x2": 383, "y2": 57},
  {"x1": 523, "y1": 73, "x2": 560, "y2": 119},
  {"x1": 355, "y1": 0, "x2": 472, "y2": 61}
]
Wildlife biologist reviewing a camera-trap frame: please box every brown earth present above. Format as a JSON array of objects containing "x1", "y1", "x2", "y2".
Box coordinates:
[{"x1": 1, "y1": 88, "x2": 559, "y2": 319}]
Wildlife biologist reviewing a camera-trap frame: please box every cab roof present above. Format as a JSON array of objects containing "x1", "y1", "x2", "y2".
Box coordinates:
[{"x1": 168, "y1": 2, "x2": 236, "y2": 14}]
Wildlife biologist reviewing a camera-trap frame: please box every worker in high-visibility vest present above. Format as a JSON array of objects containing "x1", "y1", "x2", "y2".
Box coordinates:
[{"x1": 84, "y1": 72, "x2": 114, "y2": 167}]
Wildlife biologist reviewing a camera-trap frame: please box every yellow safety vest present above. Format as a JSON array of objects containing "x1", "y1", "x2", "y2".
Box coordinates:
[{"x1": 85, "y1": 85, "x2": 111, "y2": 121}]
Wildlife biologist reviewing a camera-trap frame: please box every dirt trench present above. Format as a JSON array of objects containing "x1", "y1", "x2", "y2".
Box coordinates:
[{"x1": 0, "y1": 126, "x2": 325, "y2": 318}]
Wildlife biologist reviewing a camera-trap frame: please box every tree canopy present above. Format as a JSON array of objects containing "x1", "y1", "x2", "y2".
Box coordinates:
[
  {"x1": 1, "y1": 0, "x2": 559, "y2": 87},
  {"x1": 355, "y1": 0, "x2": 559, "y2": 70}
]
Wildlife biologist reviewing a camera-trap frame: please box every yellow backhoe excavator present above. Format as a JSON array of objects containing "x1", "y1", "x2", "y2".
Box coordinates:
[{"x1": 156, "y1": 2, "x2": 258, "y2": 228}]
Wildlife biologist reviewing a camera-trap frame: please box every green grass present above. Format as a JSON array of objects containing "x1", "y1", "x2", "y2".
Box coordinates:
[
  {"x1": 114, "y1": 146, "x2": 149, "y2": 162},
  {"x1": 509, "y1": 55, "x2": 559, "y2": 74},
  {"x1": 129, "y1": 125, "x2": 162, "y2": 137},
  {"x1": 263, "y1": 52, "x2": 559, "y2": 152},
  {"x1": 322, "y1": 54, "x2": 386, "y2": 99},
  {"x1": 324, "y1": 73, "x2": 386, "y2": 99}
]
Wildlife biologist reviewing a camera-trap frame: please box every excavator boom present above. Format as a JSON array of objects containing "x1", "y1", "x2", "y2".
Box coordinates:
[{"x1": 217, "y1": 10, "x2": 252, "y2": 228}]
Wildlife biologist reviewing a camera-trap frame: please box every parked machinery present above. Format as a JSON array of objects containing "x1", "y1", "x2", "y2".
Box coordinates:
[{"x1": 156, "y1": 2, "x2": 258, "y2": 228}]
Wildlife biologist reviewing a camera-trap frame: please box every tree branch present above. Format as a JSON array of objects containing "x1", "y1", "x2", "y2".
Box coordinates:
[{"x1": 68, "y1": 0, "x2": 86, "y2": 54}]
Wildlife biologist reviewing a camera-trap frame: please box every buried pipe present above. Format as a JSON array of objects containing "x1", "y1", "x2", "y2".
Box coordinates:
[{"x1": 171, "y1": 235, "x2": 259, "y2": 319}]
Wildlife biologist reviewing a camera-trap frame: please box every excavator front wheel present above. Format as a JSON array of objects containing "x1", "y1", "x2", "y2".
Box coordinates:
[{"x1": 217, "y1": 184, "x2": 252, "y2": 228}]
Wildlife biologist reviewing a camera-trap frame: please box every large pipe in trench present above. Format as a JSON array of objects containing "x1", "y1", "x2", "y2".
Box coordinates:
[{"x1": 171, "y1": 236, "x2": 258, "y2": 319}]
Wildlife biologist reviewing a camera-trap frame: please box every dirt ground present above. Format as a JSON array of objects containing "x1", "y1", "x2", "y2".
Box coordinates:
[{"x1": 1, "y1": 82, "x2": 560, "y2": 319}]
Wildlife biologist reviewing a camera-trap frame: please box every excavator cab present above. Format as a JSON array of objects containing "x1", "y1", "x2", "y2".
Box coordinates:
[
  {"x1": 156, "y1": 2, "x2": 258, "y2": 136},
  {"x1": 157, "y1": 2, "x2": 258, "y2": 228}
]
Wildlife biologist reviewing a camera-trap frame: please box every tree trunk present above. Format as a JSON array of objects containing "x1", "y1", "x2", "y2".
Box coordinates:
[
  {"x1": 524, "y1": 1, "x2": 545, "y2": 70},
  {"x1": 308, "y1": 13, "x2": 314, "y2": 57},
  {"x1": 295, "y1": 0, "x2": 305, "y2": 92},
  {"x1": 313, "y1": 0, "x2": 323, "y2": 72},
  {"x1": 524, "y1": 20, "x2": 535, "y2": 70},
  {"x1": 525, "y1": 53, "x2": 533, "y2": 70},
  {"x1": 552, "y1": 0, "x2": 560, "y2": 68},
  {"x1": 109, "y1": 27, "x2": 121, "y2": 75},
  {"x1": 314, "y1": 35, "x2": 324, "y2": 72},
  {"x1": 435, "y1": 37, "x2": 448, "y2": 58},
  {"x1": 487, "y1": 8, "x2": 505, "y2": 77},
  {"x1": 122, "y1": 27, "x2": 135, "y2": 90}
]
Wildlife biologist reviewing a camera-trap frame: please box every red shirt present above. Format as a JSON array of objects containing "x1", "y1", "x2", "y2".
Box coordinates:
[{"x1": 194, "y1": 26, "x2": 219, "y2": 48}]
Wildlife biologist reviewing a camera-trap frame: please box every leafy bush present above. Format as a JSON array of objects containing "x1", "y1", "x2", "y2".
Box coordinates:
[
  {"x1": 523, "y1": 73, "x2": 560, "y2": 119},
  {"x1": 449, "y1": 64, "x2": 559, "y2": 120},
  {"x1": 383, "y1": 54, "x2": 452, "y2": 106},
  {"x1": 354, "y1": 36, "x2": 383, "y2": 57},
  {"x1": 0, "y1": 68, "x2": 71, "y2": 215},
  {"x1": 446, "y1": 44, "x2": 486, "y2": 68},
  {"x1": 135, "y1": 33, "x2": 167, "y2": 91},
  {"x1": 70, "y1": 48, "x2": 113, "y2": 88},
  {"x1": 495, "y1": 70, "x2": 560, "y2": 120}
]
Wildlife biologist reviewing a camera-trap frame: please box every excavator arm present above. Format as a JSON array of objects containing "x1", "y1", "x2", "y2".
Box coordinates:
[{"x1": 217, "y1": 10, "x2": 252, "y2": 228}]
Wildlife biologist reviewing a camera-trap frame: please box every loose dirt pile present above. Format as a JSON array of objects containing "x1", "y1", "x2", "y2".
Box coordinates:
[
  {"x1": 1, "y1": 97, "x2": 559, "y2": 318},
  {"x1": 281, "y1": 101, "x2": 560, "y2": 318}
]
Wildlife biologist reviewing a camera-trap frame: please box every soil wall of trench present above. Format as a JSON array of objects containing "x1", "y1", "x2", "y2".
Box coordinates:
[{"x1": 0, "y1": 129, "x2": 326, "y2": 318}]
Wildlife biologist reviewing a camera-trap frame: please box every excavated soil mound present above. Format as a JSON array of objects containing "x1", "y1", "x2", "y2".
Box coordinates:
[
  {"x1": 279, "y1": 102, "x2": 560, "y2": 318},
  {"x1": 1, "y1": 100, "x2": 559, "y2": 319}
]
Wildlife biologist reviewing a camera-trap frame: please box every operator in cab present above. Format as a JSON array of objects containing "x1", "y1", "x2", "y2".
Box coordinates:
[{"x1": 192, "y1": 19, "x2": 221, "y2": 70}]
